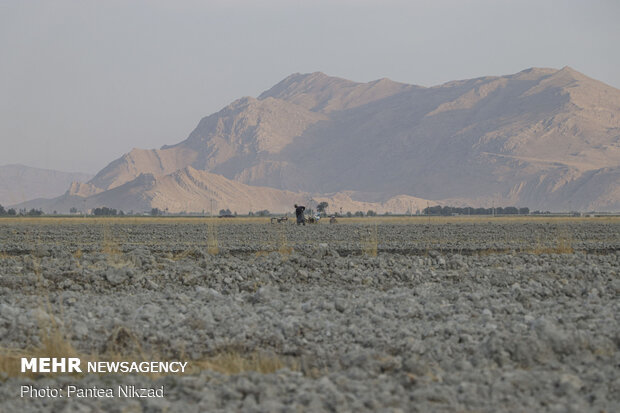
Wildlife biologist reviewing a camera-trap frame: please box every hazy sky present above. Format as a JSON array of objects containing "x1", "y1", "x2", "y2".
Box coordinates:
[{"x1": 1, "y1": 0, "x2": 619, "y2": 173}]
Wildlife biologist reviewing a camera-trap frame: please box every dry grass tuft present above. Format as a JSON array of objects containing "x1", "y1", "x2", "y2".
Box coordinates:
[
  {"x1": 103, "y1": 326, "x2": 144, "y2": 358},
  {"x1": 278, "y1": 245, "x2": 293, "y2": 256},
  {"x1": 102, "y1": 223, "x2": 123, "y2": 261},
  {"x1": 102, "y1": 228, "x2": 120, "y2": 255},
  {"x1": 206, "y1": 221, "x2": 219, "y2": 255},
  {"x1": 530, "y1": 239, "x2": 574, "y2": 254},
  {"x1": 529, "y1": 228, "x2": 574, "y2": 254},
  {"x1": 72, "y1": 248, "x2": 83, "y2": 260},
  {"x1": 191, "y1": 351, "x2": 298, "y2": 375},
  {"x1": 100, "y1": 223, "x2": 135, "y2": 268},
  {"x1": 171, "y1": 249, "x2": 197, "y2": 261},
  {"x1": 360, "y1": 223, "x2": 378, "y2": 257},
  {"x1": 277, "y1": 225, "x2": 293, "y2": 256}
]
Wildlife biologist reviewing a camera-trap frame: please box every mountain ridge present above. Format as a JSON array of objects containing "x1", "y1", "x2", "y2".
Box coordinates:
[
  {"x1": 0, "y1": 164, "x2": 92, "y2": 206},
  {"x1": 17, "y1": 166, "x2": 436, "y2": 215},
  {"x1": 17, "y1": 67, "x2": 620, "y2": 212}
]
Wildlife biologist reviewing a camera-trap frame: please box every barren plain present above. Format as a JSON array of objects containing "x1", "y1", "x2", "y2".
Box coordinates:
[{"x1": 0, "y1": 217, "x2": 618, "y2": 412}]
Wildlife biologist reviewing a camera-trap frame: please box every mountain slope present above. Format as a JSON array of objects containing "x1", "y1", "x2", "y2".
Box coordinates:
[
  {"x1": 18, "y1": 166, "x2": 434, "y2": 214},
  {"x1": 47, "y1": 67, "x2": 620, "y2": 211},
  {"x1": 0, "y1": 164, "x2": 92, "y2": 206},
  {"x1": 267, "y1": 67, "x2": 620, "y2": 201}
]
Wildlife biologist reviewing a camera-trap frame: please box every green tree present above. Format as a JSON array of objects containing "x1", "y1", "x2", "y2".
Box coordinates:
[
  {"x1": 317, "y1": 201, "x2": 329, "y2": 215},
  {"x1": 94, "y1": 207, "x2": 117, "y2": 216}
]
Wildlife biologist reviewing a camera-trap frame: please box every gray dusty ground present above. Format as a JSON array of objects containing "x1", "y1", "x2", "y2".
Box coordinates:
[{"x1": 0, "y1": 218, "x2": 618, "y2": 412}]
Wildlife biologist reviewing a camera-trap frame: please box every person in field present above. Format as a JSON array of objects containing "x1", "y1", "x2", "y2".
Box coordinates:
[{"x1": 294, "y1": 204, "x2": 306, "y2": 226}]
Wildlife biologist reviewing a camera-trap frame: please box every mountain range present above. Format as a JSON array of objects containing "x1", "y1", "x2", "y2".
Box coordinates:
[
  {"x1": 0, "y1": 165, "x2": 92, "y2": 207},
  {"x1": 15, "y1": 67, "x2": 620, "y2": 213}
]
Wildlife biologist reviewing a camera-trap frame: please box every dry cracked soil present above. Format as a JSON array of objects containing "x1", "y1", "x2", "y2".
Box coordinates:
[{"x1": 0, "y1": 218, "x2": 618, "y2": 412}]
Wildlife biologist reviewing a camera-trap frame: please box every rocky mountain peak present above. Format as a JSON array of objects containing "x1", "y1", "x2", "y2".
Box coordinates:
[{"x1": 17, "y1": 67, "x2": 620, "y2": 213}]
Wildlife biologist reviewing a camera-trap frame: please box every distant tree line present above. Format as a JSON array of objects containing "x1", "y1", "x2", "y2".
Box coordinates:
[
  {"x1": 422, "y1": 205, "x2": 530, "y2": 216},
  {"x1": 0, "y1": 205, "x2": 43, "y2": 216},
  {"x1": 0, "y1": 205, "x2": 17, "y2": 216},
  {"x1": 338, "y1": 210, "x2": 378, "y2": 217},
  {"x1": 93, "y1": 207, "x2": 124, "y2": 216},
  {"x1": 24, "y1": 208, "x2": 44, "y2": 216}
]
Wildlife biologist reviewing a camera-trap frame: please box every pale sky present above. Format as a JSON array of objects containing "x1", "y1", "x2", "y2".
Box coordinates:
[{"x1": 1, "y1": 0, "x2": 619, "y2": 173}]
